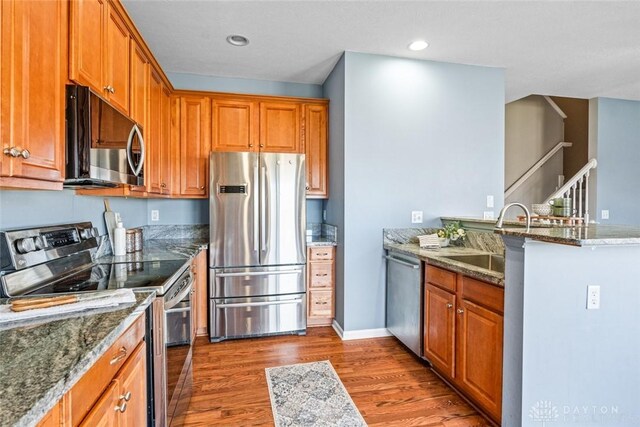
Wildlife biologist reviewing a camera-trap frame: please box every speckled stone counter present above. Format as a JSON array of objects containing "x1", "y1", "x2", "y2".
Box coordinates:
[
  {"x1": 306, "y1": 223, "x2": 337, "y2": 247},
  {"x1": 495, "y1": 224, "x2": 640, "y2": 246},
  {"x1": 96, "y1": 238, "x2": 208, "y2": 263},
  {"x1": 384, "y1": 243, "x2": 504, "y2": 287},
  {"x1": 0, "y1": 291, "x2": 155, "y2": 427},
  {"x1": 306, "y1": 236, "x2": 337, "y2": 247}
]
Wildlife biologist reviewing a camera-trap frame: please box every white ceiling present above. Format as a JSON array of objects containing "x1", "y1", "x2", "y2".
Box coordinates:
[{"x1": 122, "y1": 0, "x2": 640, "y2": 102}]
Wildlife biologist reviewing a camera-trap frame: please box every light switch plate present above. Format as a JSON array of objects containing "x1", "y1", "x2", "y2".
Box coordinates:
[
  {"x1": 601, "y1": 210, "x2": 609, "y2": 220},
  {"x1": 151, "y1": 210, "x2": 160, "y2": 222},
  {"x1": 486, "y1": 195, "x2": 494, "y2": 208},
  {"x1": 411, "y1": 211, "x2": 423, "y2": 224}
]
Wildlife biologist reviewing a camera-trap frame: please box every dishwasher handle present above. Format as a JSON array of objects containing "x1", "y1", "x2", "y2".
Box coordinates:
[{"x1": 385, "y1": 255, "x2": 420, "y2": 269}]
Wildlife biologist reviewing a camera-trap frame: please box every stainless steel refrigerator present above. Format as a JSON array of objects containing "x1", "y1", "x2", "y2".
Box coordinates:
[{"x1": 209, "y1": 152, "x2": 307, "y2": 342}]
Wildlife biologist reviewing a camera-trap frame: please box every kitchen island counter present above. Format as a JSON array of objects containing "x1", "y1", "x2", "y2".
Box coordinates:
[
  {"x1": 0, "y1": 291, "x2": 155, "y2": 427},
  {"x1": 495, "y1": 223, "x2": 640, "y2": 246}
]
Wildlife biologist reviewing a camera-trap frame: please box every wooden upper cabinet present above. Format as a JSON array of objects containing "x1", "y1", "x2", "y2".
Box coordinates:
[
  {"x1": 129, "y1": 41, "x2": 149, "y2": 127},
  {"x1": 70, "y1": 0, "x2": 130, "y2": 114},
  {"x1": 147, "y1": 69, "x2": 163, "y2": 194},
  {"x1": 211, "y1": 99, "x2": 258, "y2": 152},
  {"x1": 456, "y1": 299, "x2": 503, "y2": 421},
  {"x1": 69, "y1": 0, "x2": 104, "y2": 92},
  {"x1": 179, "y1": 96, "x2": 210, "y2": 197},
  {"x1": 104, "y1": 3, "x2": 130, "y2": 114},
  {"x1": 303, "y1": 103, "x2": 328, "y2": 198},
  {"x1": 0, "y1": 0, "x2": 66, "y2": 187},
  {"x1": 259, "y1": 101, "x2": 302, "y2": 153},
  {"x1": 160, "y1": 86, "x2": 173, "y2": 194},
  {"x1": 424, "y1": 283, "x2": 456, "y2": 378}
]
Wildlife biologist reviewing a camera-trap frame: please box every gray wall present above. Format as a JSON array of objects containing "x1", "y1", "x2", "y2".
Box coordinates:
[
  {"x1": 325, "y1": 52, "x2": 505, "y2": 332},
  {"x1": 505, "y1": 95, "x2": 565, "y2": 209},
  {"x1": 322, "y1": 54, "x2": 346, "y2": 327},
  {"x1": 167, "y1": 72, "x2": 323, "y2": 98},
  {"x1": 503, "y1": 238, "x2": 640, "y2": 425},
  {"x1": 590, "y1": 97, "x2": 640, "y2": 225}
]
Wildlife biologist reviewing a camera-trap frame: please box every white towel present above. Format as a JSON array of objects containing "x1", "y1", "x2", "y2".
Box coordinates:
[{"x1": 0, "y1": 289, "x2": 137, "y2": 326}]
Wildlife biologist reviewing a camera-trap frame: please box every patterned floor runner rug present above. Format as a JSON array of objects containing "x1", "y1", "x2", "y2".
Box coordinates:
[{"x1": 265, "y1": 360, "x2": 367, "y2": 427}]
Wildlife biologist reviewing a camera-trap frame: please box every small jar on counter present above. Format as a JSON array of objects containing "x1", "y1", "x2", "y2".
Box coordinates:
[
  {"x1": 126, "y1": 230, "x2": 136, "y2": 253},
  {"x1": 134, "y1": 228, "x2": 143, "y2": 252}
]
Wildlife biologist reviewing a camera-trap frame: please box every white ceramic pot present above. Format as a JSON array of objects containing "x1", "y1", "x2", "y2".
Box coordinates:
[{"x1": 438, "y1": 238, "x2": 450, "y2": 248}]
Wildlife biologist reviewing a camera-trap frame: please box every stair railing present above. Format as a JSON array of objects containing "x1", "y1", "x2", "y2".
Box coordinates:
[
  {"x1": 505, "y1": 141, "x2": 573, "y2": 199},
  {"x1": 544, "y1": 158, "x2": 598, "y2": 223}
]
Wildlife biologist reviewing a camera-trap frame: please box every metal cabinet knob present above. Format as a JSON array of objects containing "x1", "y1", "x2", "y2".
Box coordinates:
[
  {"x1": 200, "y1": 185, "x2": 205, "y2": 190},
  {"x1": 249, "y1": 144, "x2": 253, "y2": 148},
  {"x1": 447, "y1": 303, "x2": 453, "y2": 309},
  {"x1": 259, "y1": 144, "x2": 264, "y2": 148},
  {"x1": 114, "y1": 401, "x2": 127, "y2": 413},
  {"x1": 456, "y1": 308, "x2": 464, "y2": 314},
  {"x1": 20, "y1": 149, "x2": 30, "y2": 159},
  {"x1": 120, "y1": 391, "x2": 132, "y2": 402},
  {"x1": 104, "y1": 85, "x2": 115, "y2": 94},
  {"x1": 161, "y1": 183, "x2": 166, "y2": 188},
  {"x1": 4, "y1": 147, "x2": 20, "y2": 157}
]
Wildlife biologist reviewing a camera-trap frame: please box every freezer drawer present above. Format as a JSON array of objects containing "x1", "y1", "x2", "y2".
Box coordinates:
[
  {"x1": 210, "y1": 294, "x2": 306, "y2": 342},
  {"x1": 210, "y1": 265, "x2": 305, "y2": 298}
]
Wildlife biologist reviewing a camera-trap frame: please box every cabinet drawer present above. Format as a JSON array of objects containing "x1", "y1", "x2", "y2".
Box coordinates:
[
  {"x1": 308, "y1": 289, "x2": 333, "y2": 317},
  {"x1": 425, "y1": 264, "x2": 457, "y2": 293},
  {"x1": 461, "y1": 276, "x2": 504, "y2": 314},
  {"x1": 69, "y1": 313, "x2": 146, "y2": 426},
  {"x1": 308, "y1": 262, "x2": 333, "y2": 288},
  {"x1": 309, "y1": 247, "x2": 334, "y2": 261}
]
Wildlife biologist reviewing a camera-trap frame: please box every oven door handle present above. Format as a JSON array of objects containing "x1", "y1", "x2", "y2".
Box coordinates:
[
  {"x1": 165, "y1": 306, "x2": 191, "y2": 314},
  {"x1": 216, "y1": 297, "x2": 303, "y2": 308},
  {"x1": 164, "y1": 278, "x2": 193, "y2": 311},
  {"x1": 216, "y1": 269, "x2": 303, "y2": 278}
]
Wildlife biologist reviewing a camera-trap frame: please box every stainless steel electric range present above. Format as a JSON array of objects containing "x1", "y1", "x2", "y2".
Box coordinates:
[{"x1": 0, "y1": 222, "x2": 194, "y2": 427}]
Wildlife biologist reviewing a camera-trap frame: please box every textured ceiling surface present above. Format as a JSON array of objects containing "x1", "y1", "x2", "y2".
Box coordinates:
[{"x1": 123, "y1": 0, "x2": 640, "y2": 102}]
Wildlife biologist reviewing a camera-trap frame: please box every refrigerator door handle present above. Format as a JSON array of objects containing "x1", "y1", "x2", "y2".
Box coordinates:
[
  {"x1": 261, "y1": 165, "x2": 267, "y2": 251},
  {"x1": 253, "y1": 163, "x2": 259, "y2": 252},
  {"x1": 216, "y1": 269, "x2": 303, "y2": 278}
]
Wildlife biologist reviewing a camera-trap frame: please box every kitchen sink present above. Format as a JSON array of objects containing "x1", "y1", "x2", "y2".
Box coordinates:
[{"x1": 440, "y1": 254, "x2": 505, "y2": 274}]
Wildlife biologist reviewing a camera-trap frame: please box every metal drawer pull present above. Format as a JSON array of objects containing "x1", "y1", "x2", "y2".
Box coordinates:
[
  {"x1": 217, "y1": 269, "x2": 302, "y2": 278},
  {"x1": 115, "y1": 401, "x2": 127, "y2": 413},
  {"x1": 447, "y1": 303, "x2": 453, "y2": 309},
  {"x1": 384, "y1": 256, "x2": 420, "y2": 269},
  {"x1": 457, "y1": 308, "x2": 465, "y2": 314},
  {"x1": 315, "y1": 273, "x2": 328, "y2": 277},
  {"x1": 217, "y1": 298, "x2": 303, "y2": 308},
  {"x1": 120, "y1": 391, "x2": 132, "y2": 402},
  {"x1": 109, "y1": 347, "x2": 128, "y2": 365}
]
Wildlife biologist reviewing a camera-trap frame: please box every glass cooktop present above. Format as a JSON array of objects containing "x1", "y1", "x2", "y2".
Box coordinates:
[{"x1": 27, "y1": 259, "x2": 188, "y2": 296}]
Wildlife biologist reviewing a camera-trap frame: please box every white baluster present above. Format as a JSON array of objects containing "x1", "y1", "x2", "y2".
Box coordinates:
[
  {"x1": 584, "y1": 171, "x2": 590, "y2": 224},
  {"x1": 577, "y1": 177, "x2": 583, "y2": 219}
]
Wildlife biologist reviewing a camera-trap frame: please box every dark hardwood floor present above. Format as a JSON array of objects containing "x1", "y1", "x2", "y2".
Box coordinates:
[{"x1": 184, "y1": 327, "x2": 490, "y2": 426}]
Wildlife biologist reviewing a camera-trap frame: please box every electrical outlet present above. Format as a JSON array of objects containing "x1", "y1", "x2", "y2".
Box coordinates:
[
  {"x1": 486, "y1": 195, "x2": 494, "y2": 208},
  {"x1": 411, "y1": 211, "x2": 423, "y2": 224},
  {"x1": 601, "y1": 210, "x2": 609, "y2": 220},
  {"x1": 151, "y1": 210, "x2": 160, "y2": 222},
  {"x1": 587, "y1": 285, "x2": 600, "y2": 309},
  {"x1": 483, "y1": 211, "x2": 495, "y2": 220}
]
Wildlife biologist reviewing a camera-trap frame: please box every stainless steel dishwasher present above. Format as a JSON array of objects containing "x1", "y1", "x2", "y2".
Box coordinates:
[{"x1": 385, "y1": 251, "x2": 422, "y2": 356}]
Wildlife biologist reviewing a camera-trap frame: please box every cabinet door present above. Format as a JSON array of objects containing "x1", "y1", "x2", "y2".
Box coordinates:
[
  {"x1": 423, "y1": 283, "x2": 456, "y2": 378},
  {"x1": 308, "y1": 289, "x2": 333, "y2": 318},
  {"x1": 259, "y1": 101, "x2": 301, "y2": 153},
  {"x1": 69, "y1": 0, "x2": 104, "y2": 92},
  {"x1": 195, "y1": 250, "x2": 208, "y2": 336},
  {"x1": 179, "y1": 96, "x2": 210, "y2": 197},
  {"x1": 304, "y1": 104, "x2": 328, "y2": 198},
  {"x1": 129, "y1": 41, "x2": 148, "y2": 127},
  {"x1": 104, "y1": 3, "x2": 130, "y2": 114},
  {"x1": 79, "y1": 380, "x2": 120, "y2": 427},
  {"x1": 160, "y1": 85, "x2": 173, "y2": 194},
  {"x1": 456, "y1": 299, "x2": 503, "y2": 422},
  {"x1": 147, "y1": 69, "x2": 163, "y2": 194},
  {"x1": 212, "y1": 99, "x2": 257, "y2": 152},
  {"x1": 117, "y1": 343, "x2": 147, "y2": 427},
  {"x1": 2, "y1": 0, "x2": 66, "y2": 182}
]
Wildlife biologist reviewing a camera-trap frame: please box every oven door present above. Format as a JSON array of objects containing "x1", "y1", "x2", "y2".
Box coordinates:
[{"x1": 164, "y1": 271, "x2": 194, "y2": 427}]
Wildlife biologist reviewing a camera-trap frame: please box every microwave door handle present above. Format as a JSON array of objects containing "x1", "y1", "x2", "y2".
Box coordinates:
[{"x1": 126, "y1": 124, "x2": 145, "y2": 176}]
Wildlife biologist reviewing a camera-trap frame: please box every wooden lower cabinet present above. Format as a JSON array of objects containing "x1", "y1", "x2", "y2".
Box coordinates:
[
  {"x1": 423, "y1": 264, "x2": 504, "y2": 424},
  {"x1": 306, "y1": 246, "x2": 335, "y2": 326},
  {"x1": 38, "y1": 313, "x2": 147, "y2": 427},
  {"x1": 194, "y1": 249, "x2": 209, "y2": 337}
]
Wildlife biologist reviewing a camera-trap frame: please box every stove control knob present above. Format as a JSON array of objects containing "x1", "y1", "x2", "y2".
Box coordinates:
[
  {"x1": 33, "y1": 236, "x2": 46, "y2": 250},
  {"x1": 15, "y1": 238, "x2": 36, "y2": 254},
  {"x1": 80, "y1": 228, "x2": 98, "y2": 240}
]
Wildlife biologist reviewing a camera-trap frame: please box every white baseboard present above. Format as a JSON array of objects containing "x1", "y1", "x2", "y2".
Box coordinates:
[{"x1": 331, "y1": 320, "x2": 392, "y2": 340}]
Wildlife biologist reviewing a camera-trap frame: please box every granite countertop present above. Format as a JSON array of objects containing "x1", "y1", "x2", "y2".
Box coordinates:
[
  {"x1": 384, "y1": 243, "x2": 504, "y2": 287},
  {"x1": 0, "y1": 291, "x2": 155, "y2": 427},
  {"x1": 96, "y1": 238, "x2": 208, "y2": 263},
  {"x1": 306, "y1": 236, "x2": 337, "y2": 247},
  {"x1": 495, "y1": 224, "x2": 640, "y2": 246}
]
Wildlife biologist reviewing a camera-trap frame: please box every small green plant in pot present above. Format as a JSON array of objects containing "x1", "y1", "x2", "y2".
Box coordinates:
[{"x1": 437, "y1": 221, "x2": 466, "y2": 247}]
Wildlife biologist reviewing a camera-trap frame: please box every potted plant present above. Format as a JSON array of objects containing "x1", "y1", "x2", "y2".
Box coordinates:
[{"x1": 437, "y1": 221, "x2": 466, "y2": 247}]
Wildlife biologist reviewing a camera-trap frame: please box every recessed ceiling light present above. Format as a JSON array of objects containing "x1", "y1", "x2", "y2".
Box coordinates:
[
  {"x1": 408, "y1": 40, "x2": 429, "y2": 51},
  {"x1": 227, "y1": 35, "x2": 249, "y2": 47}
]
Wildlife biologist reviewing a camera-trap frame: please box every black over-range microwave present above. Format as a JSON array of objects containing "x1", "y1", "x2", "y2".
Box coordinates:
[{"x1": 64, "y1": 85, "x2": 145, "y2": 188}]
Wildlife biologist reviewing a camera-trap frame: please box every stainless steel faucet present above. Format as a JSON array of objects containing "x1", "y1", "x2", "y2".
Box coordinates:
[{"x1": 496, "y1": 202, "x2": 531, "y2": 232}]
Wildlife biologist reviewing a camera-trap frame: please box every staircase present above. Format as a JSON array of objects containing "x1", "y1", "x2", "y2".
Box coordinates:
[{"x1": 544, "y1": 159, "x2": 597, "y2": 223}]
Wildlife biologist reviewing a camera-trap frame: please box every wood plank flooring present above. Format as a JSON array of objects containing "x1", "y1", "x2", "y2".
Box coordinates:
[{"x1": 184, "y1": 327, "x2": 490, "y2": 426}]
